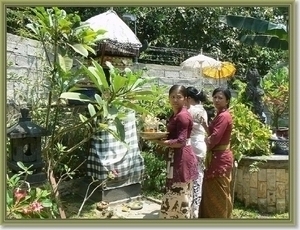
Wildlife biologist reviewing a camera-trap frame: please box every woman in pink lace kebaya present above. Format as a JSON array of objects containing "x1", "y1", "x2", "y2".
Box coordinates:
[{"x1": 154, "y1": 85, "x2": 198, "y2": 219}]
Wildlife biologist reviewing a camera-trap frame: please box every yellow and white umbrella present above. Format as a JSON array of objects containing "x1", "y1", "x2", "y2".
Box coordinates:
[
  {"x1": 202, "y1": 61, "x2": 236, "y2": 85},
  {"x1": 180, "y1": 49, "x2": 219, "y2": 77}
]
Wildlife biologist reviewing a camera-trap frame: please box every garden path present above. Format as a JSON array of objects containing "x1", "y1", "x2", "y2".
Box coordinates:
[{"x1": 108, "y1": 197, "x2": 161, "y2": 219}]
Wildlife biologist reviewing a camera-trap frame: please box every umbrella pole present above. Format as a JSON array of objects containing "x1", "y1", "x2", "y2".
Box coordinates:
[{"x1": 200, "y1": 62, "x2": 203, "y2": 87}]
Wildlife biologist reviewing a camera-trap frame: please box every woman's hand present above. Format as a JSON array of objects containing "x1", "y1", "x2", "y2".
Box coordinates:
[
  {"x1": 152, "y1": 139, "x2": 169, "y2": 146},
  {"x1": 199, "y1": 116, "x2": 209, "y2": 133},
  {"x1": 204, "y1": 136, "x2": 211, "y2": 145}
]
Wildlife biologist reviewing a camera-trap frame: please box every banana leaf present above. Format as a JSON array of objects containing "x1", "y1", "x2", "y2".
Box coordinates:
[
  {"x1": 219, "y1": 15, "x2": 288, "y2": 50},
  {"x1": 239, "y1": 34, "x2": 288, "y2": 50}
]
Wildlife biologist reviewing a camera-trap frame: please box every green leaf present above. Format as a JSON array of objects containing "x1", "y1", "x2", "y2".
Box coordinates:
[
  {"x1": 82, "y1": 32, "x2": 98, "y2": 43},
  {"x1": 16, "y1": 162, "x2": 27, "y2": 172},
  {"x1": 108, "y1": 105, "x2": 119, "y2": 117},
  {"x1": 46, "y1": 8, "x2": 53, "y2": 27},
  {"x1": 129, "y1": 78, "x2": 146, "y2": 91},
  {"x1": 35, "y1": 187, "x2": 42, "y2": 198},
  {"x1": 239, "y1": 34, "x2": 288, "y2": 50},
  {"x1": 40, "y1": 189, "x2": 51, "y2": 198},
  {"x1": 114, "y1": 117, "x2": 125, "y2": 142},
  {"x1": 58, "y1": 18, "x2": 72, "y2": 28},
  {"x1": 79, "y1": 114, "x2": 88, "y2": 123},
  {"x1": 6, "y1": 191, "x2": 13, "y2": 206},
  {"x1": 25, "y1": 23, "x2": 39, "y2": 35},
  {"x1": 115, "y1": 100, "x2": 150, "y2": 114},
  {"x1": 41, "y1": 199, "x2": 53, "y2": 208},
  {"x1": 68, "y1": 43, "x2": 88, "y2": 57},
  {"x1": 8, "y1": 174, "x2": 20, "y2": 184},
  {"x1": 60, "y1": 92, "x2": 94, "y2": 102},
  {"x1": 58, "y1": 54, "x2": 73, "y2": 72},
  {"x1": 95, "y1": 34, "x2": 109, "y2": 42},
  {"x1": 95, "y1": 28, "x2": 108, "y2": 35},
  {"x1": 219, "y1": 15, "x2": 288, "y2": 50},
  {"x1": 98, "y1": 123, "x2": 109, "y2": 131},
  {"x1": 83, "y1": 44, "x2": 96, "y2": 56},
  {"x1": 219, "y1": 15, "x2": 287, "y2": 34},
  {"x1": 131, "y1": 90, "x2": 156, "y2": 95},
  {"x1": 94, "y1": 94, "x2": 103, "y2": 106},
  {"x1": 92, "y1": 60, "x2": 110, "y2": 89},
  {"x1": 112, "y1": 75, "x2": 127, "y2": 93},
  {"x1": 88, "y1": 103, "x2": 97, "y2": 122},
  {"x1": 102, "y1": 101, "x2": 109, "y2": 118},
  {"x1": 64, "y1": 55, "x2": 73, "y2": 72},
  {"x1": 126, "y1": 95, "x2": 156, "y2": 101},
  {"x1": 86, "y1": 66, "x2": 104, "y2": 91}
]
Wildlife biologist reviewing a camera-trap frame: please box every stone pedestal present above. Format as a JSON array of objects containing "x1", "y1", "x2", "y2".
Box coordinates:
[
  {"x1": 235, "y1": 155, "x2": 289, "y2": 214},
  {"x1": 74, "y1": 176, "x2": 142, "y2": 203}
]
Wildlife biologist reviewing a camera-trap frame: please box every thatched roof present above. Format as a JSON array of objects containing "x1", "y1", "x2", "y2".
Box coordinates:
[{"x1": 85, "y1": 9, "x2": 142, "y2": 57}]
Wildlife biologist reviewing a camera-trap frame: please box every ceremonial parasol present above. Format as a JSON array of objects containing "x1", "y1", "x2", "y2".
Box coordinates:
[
  {"x1": 202, "y1": 61, "x2": 236, "y2": 85},
  {"x1": 180, "y1": 49, "x2": 219, "y2": 76}
]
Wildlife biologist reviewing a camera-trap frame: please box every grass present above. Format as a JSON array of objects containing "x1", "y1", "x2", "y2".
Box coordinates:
[{"x1": 232, "y1": 201, "x2": 289, "y2": 219}]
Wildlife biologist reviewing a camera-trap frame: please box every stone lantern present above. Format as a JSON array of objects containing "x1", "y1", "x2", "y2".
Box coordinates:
[{"x1": 7, "y1": 107, "x2": 49, "y2": 184}]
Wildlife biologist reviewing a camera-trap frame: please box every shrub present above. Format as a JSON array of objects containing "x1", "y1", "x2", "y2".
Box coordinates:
[{"x1": 230, "y1": 80, "x2": 272, "y2": 162}]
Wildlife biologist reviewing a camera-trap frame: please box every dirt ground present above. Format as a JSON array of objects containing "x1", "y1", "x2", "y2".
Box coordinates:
[
  {"x1": 58, "y1": 179, "x2": 161, "y2": 219},
  {"x1": 58, "y1": 179, "x2": 289, "y2": 219}
]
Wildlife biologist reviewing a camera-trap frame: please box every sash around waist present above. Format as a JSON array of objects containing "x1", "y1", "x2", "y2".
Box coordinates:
[{"x1": 211, "y1": 143, "x2": 230, "y2": 152}]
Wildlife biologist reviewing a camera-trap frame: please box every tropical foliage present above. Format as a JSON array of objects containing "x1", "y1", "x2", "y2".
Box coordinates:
[
  {"x1": 5, "y1": 6, "x2": 289, "y2": 218},
  {"x1": 7, "y1": 5, "x2": 160, "y2": 214},
  {"x1": 6, "y1": 162, "x2": 59, "y2": 219},
  {"x1": 7, "y1": 6, "x2": 288, "y2": 76},
  {"x1": 229, "y1": 80, "x2": 272, "y2": 162},
  {"x1": 60, "y1": 61, "x2": 158, "y2": 142},
  {"x1": 262, "y1": 66, "x2": 289, "y2": 129},
  {"x1": 219, "y1": 15, "x2": 288, "y2": 50}
]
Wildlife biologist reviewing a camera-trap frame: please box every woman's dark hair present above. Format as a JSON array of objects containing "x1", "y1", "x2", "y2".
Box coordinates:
[
  {"x1": 212, "y1": 87, "x2": 231, "y2": 108},
  {"x1": 186, "y1": 86, "x2": 207, "y2": 103},
  {"x1": 169, "y1": 85, "x2": 187, "y2": 97}
]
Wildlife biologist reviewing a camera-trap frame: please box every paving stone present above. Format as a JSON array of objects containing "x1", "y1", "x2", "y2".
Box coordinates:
[{"x1": 111, "y1": 197, "x2": 161, "y2": 219}]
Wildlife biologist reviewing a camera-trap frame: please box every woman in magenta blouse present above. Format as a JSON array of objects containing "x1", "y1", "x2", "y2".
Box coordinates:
[
  {"x1": 155, "y1": 85, "x2": 198, "y2": 219},
  {"x1": 198, "y1": 87, "x2": 234, "y2": 218}
]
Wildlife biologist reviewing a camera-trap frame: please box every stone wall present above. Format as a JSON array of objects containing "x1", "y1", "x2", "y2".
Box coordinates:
[
  {"x1": 7, "y1": 32, "x2": 277, "y2": 125},
  {"x1": 235, "y1": 155, "x2": 289, "y2": 214},
  {"x1": 7, "y1": 33, "x2": 49, "y2": 105},
  {"x1": 6, "y1": 32, "x2": 224, "y2": 106},
  {"x1": 134, "y1": 63, "x2": 227, "y2": 90}
]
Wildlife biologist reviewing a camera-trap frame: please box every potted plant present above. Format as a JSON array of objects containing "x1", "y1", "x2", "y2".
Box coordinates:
[{"x1": 262, "y1": 66, "x2": 289, "y2": 138}]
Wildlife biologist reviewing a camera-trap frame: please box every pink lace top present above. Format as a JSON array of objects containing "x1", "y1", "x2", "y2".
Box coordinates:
[{"x1": 167, "y1": 107, "x2": 198, "y2": 184}]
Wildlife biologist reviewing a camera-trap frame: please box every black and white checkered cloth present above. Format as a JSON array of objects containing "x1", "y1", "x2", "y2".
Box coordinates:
[{"x1": 86, "y1": 111, "x2": 144, "y2": 189}]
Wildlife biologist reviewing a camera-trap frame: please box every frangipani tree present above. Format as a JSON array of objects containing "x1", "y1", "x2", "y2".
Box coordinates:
[{"x1": 262, "y1": 66, "x2": 289, "y2": 130}]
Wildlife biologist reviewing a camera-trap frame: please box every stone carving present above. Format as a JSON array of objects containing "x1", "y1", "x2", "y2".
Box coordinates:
[{"x1": 244, "y1": 68, "x2": 265, "y2": 123}]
